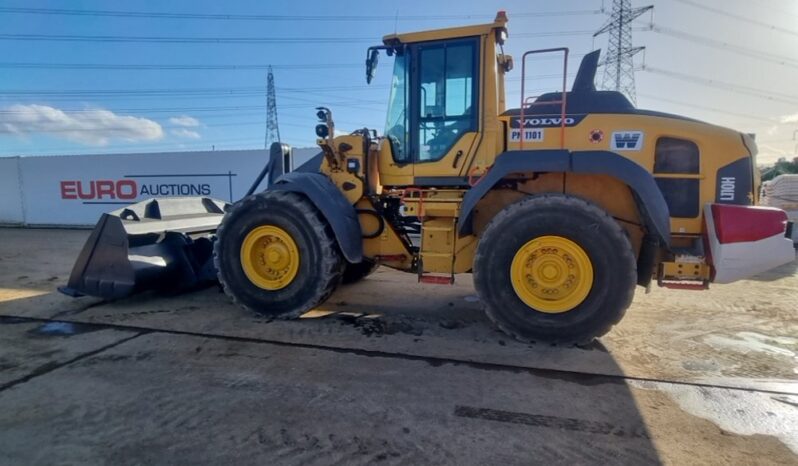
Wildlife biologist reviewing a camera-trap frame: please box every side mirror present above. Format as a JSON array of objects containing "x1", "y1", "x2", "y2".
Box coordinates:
[{"x1": 366, "y1": 49, "x2": 379, "y2": 84}]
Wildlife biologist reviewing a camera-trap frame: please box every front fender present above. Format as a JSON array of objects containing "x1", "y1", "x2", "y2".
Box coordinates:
[
  {"x1": 268, "y1": 172, "x2": 363, "y2": 263},
  {"x1": 457, "y1": 150, "x2": 671, "y2": 248}
]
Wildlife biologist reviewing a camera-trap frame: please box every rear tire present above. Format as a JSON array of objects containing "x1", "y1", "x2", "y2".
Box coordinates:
[
  {"x1": 341, "y1": 260, "x2": 378, "y2": 284},
  {"x1": 473, "y1": 194, "x2": 637, "y2": 345},
  {"x1": 214, "y1": 191, "x2": 344, "y2": 319}
]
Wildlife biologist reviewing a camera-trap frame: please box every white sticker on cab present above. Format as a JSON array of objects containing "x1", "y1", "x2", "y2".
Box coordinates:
[{"x1": 510, "y1": 128, "x2": 544, "y2": 143}]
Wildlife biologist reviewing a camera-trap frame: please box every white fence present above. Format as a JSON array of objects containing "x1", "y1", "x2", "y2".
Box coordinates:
[{"x1": 0, "y1": 148, "x2": 318, "y2": 227}]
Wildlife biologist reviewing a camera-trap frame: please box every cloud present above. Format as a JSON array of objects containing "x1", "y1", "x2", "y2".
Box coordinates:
[
  {"x1": 779, "y1": 112, "x2": 798, "y2": 124},
  {"x1": 170, "y1": 128, "x2": 201, "y2": 139},
  {"x1": 168, "y1": 115, "x2": 200, "y2": 127},
  {"x1": 0, "y1": 104, "x2": 163, "y2": 146}
]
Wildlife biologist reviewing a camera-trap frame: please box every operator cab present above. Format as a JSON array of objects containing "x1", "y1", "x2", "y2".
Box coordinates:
[
  {"x1": 381, "y1": 38, "x2": 479, "y2": 164},
  {"x1": 365, "y1": 12, "x2": 509, "y2": 184}
]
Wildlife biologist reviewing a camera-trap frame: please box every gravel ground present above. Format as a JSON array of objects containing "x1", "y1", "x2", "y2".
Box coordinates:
[{"x1": 0, "y1": 227, "x2": 796, "y2": 465}]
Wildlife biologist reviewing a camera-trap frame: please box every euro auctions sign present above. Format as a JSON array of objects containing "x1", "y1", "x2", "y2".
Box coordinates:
[
  {"x1": 19, "y1": 149, "x2": 271, "y2": 226},
  {"x1": 3, "y1": 148, "x2": 319, "y2": 227},
  {"x1": 60, "y1": 179, "x2": 140, "y2": 201},
  {"x1": 59, "y1": 177, "x2": 217, "y2": 202}
]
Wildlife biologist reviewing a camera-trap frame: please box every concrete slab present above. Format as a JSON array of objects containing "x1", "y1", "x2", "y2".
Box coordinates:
[{"x1": 1, "y1": 332, "x2": 794, "y2": 465}]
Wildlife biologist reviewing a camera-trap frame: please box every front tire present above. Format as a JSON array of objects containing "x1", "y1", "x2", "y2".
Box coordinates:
[
  {"x1": 473, "y1": 194, "x2": 637, "y2": 345},
  {"x1": 214, "y1": 191, "x2": 344, "y2": 319}
]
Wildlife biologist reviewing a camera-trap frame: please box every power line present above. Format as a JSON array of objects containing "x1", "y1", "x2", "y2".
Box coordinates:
[
  {"x1": 649, "y1": 25, "x2": 798, "y2": 69},
  {"x1": 0, "y1": 86, "x2": 266, "y2": 96},
  {"x1": 0, "y1": 62, "x2": 362, "y2": 71},
  {"x1": 671, "y1": 0, "x2": 798, "y2": 38},
  {"x1": 0, "y1": 96, "x2": 385, "y2": 113},
  {"x1": 0, "y1": 100, "x2": 380, "y2": 116},
  {"x1": 0, "y1": 34, "x2": 373, "y2": 44},
  {"x1": 0, "y1": 29, "x2": 614, "y2": 44},
  {"x1": 0, "y1": 110, "x2": 369, "y2": 128},
  {"x1": 0, "y1": 85, "x2": 391, "y2": 102},
  {"x1": 0, "y1": 104, "x2": 348, "y2": 115},
  {"x1": 0, "y1": 92, "x2": 390, "y2": 107},
  {"x1": 0, "y1": 54, "x2": 593, "y2": 72},
  {"x1": 0, "y1": 77, "x2": 588, "y2": 96},
  {"x1": 515, "y1": 29, "x2": 601, "y2": 38},
  {"x1": 636, "y1": 93, "x2": 779, "y2": 124},
  {"x1": 0, "y1": 7, "x2": 604, "y2": 22},
  {"x1": 0, "y1": 105, "x2": 268, "y2": 115},
  {"x1": 0, "y1": 101, "x2": 382, "y2": 116},
  {"x1": 0, "y1": 118, "x2": 319, "y2": 134},
  {"x1": 0, "y1": 83, "x2": 384, "y2": 95},
  {"x1": 643, "y1": 66, "x2": 798, "y2": 104}
]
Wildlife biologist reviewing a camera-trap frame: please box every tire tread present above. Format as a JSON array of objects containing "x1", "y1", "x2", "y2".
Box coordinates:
[
  {"x1": 474, "y1": 193, "x2": 637, "y2": 346},
  {"x1": 213, "y1": 190, "x2": 343, "y2": 319}
]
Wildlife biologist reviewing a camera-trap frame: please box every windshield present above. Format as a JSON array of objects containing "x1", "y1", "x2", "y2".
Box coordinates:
[{"x1": 384, "y1": 52, "x2": 409, "y2": 163}]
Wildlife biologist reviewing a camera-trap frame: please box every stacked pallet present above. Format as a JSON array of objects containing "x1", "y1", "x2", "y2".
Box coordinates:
[{"x1": 761, "y1": 174, "x2": 798, "y2": 245}]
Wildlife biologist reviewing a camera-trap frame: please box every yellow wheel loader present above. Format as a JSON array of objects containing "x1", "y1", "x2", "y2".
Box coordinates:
[{"x1": 61, "y1": 12, "x2": 795, "y2": 344}]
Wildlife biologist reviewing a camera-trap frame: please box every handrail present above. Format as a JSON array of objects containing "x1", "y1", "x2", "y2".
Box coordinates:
[{"x1": 519, "y1": 47, "x2": 569, "y2": 150}]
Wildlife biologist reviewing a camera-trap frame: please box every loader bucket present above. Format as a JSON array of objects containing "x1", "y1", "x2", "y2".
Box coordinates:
[{"x1": 59, "y1": 197, "x2": 229, "y2": 300}]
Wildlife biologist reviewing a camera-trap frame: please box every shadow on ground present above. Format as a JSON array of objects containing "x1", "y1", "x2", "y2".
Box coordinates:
[{"x1": 0, "y1": 306, "x2": 662, "y2": 464}]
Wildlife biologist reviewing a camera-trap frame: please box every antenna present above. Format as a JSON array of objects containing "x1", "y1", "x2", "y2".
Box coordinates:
[
  {"x1": 594, "y1": 0, "x2": 653, "y2": 105},
  {"x1": 265, "y1": 65, "x2": 281, "y2": 149}
]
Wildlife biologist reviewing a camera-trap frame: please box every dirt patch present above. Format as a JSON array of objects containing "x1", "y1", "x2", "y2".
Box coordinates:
[{"x1": 335, "y1": 314, "x2": 424, "y2": 337}]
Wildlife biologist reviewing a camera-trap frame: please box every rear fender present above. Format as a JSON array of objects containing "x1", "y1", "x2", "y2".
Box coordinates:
[
  {"x1": 268, "y1": 172, "x2": 363, "y2": 263},
  {"x1": 457, "y1": 150, "x2": 672, "y2": 248}
]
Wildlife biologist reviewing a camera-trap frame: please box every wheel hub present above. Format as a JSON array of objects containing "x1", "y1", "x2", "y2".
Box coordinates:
[
  {"x1": 240, "y1": 225, "x2": 300, "y2": 290},
  {"x1": 510, "y1": 235, "x2": 593, "y2": 313}
]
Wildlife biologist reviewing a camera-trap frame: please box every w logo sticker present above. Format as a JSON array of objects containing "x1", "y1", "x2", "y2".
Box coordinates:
[{"x1": 611, "y1": 131, "x2": 644, "y2": 150}]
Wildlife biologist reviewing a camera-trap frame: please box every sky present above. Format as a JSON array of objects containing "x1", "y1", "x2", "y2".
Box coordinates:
[{"x1": 0, "y1": 0, "x2": 797, "y2": 164}]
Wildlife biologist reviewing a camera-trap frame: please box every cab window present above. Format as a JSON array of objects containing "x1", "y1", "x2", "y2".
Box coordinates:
[
  {"x1": 416, "y1": 39, "x2": 477, "y2": 162},
  {"x1": 654, "y1": 137, "x2": 699, "y2": 174},
  {"x1": 653, "y1": 137, "x2": 701, "y2": 218},
  {"x1": 384, "y1": 51, "x2": 409, "y2": 163}
]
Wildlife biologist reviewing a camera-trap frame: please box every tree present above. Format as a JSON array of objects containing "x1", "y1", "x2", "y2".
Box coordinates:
[{"x1": 761, "y1": 157, "x2": 798, "y2": 182}]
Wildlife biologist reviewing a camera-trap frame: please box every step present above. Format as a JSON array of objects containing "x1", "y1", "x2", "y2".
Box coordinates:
[
  {"x1": 657, "y1": 280, "x2": 708, "y2": 290},
  {"x1": 420, "y1": 252, "x2": 454, "y2": 258}
]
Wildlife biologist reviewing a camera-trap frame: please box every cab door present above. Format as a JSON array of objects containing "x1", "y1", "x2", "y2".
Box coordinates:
[
  {"x1": 410, "y1": 37, "x2": 480, "y2": 182},
  {"x1": 378, "y1": 47, "x2": 414, "y2": 186}
]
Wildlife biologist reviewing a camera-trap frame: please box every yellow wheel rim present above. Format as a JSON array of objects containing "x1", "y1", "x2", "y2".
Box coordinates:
[
  {"x1": 240, "y1": 225, "x2": 300, "y2": 290},
  {"x1": 510, "y1": 235, "x2": 593, "y2": 314}
]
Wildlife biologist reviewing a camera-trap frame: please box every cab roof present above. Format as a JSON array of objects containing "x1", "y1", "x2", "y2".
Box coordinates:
[{"x1": 382, "y1": 11, "x2": 508, "y2": 45}]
